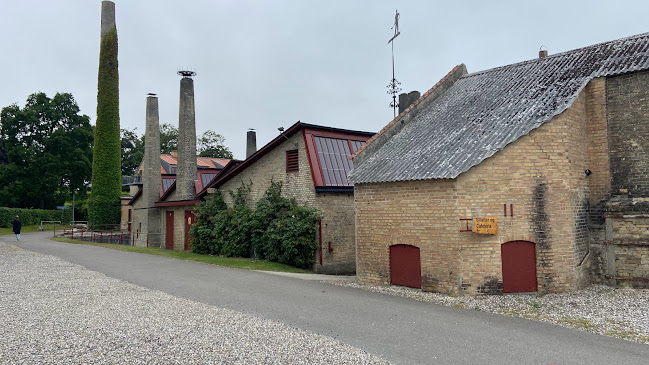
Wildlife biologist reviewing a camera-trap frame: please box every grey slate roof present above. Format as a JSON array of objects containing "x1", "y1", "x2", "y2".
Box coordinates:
[{"x1": 349, "y1": 32, "x2": 649, "y2": 184}]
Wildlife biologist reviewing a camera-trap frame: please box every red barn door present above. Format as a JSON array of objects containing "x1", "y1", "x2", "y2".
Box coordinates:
[
  {"x1": 165, "y1": 211, "x2": 174, "y2": 250},
  {"x1": 501, "y1": 241, "x2": 537, "y2": 293},
  {"x1": 390, "y1": 244, "x2": 422, "y2": 289}
]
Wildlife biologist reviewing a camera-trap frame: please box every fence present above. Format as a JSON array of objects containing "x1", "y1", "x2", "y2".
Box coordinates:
[{"x1": 60, "y1": 224, "x2": 131, "y2": 246}]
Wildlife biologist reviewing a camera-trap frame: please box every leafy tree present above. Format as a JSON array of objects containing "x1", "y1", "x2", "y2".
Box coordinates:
[
  {"x1": 127, "y1": 123, "x2": 232, "y2": 160},
  {"x1": 159, "y1": 123, "x2": 178, "y2": 155},
  {"x1": 121, "y1": 127, "x2": 144, "y2": 176},
  {"x1": 198, "y1": 130, "x2": 234, "y2": 158},
  {"x1": 0, "y1": 92, "x2": 93, "y2": 209},
  {"x1": 90, "y1": 24, "x2": 121, "y2": 228}
]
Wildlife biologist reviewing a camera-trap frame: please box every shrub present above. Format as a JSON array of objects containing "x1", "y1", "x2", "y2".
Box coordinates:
[
  {"x1": 219, "y1": 183, "x2": 253, "y2": 257},
  {"x1": 190, "y1": 191, "x2": 226, "y2": 254},
  {"x1": 254, "y1": 181, "x2": 318, "y2": 268},
  {"x1": 190, "y1": 181, "x2": 319, "y2": 269}
]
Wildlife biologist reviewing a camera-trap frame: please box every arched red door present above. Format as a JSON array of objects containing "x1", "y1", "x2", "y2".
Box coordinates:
[
  {"x1": 390, "y1": 244, "x2": 422, "y2": 289},
  {"x1": 501, "y1": 241, "x2": 537, "y2": 293}
]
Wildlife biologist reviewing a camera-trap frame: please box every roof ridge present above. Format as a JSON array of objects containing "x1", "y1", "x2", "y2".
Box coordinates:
[
  {"x1": 465, "y1": 31, "x2": 649, "y2": 79},
  {"x1": 352, "y1": 64, "x2": 467, "y2": 161}
]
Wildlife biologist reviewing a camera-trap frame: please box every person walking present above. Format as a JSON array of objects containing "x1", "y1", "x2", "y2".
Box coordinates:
[{"x1": 12, "y1": 215, "x2": 21, "y2": 241}]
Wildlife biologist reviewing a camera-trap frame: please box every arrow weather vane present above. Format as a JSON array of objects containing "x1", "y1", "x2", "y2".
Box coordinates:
[{"x1": 387, "y1": 10, "x2": 401, "y2": 118}]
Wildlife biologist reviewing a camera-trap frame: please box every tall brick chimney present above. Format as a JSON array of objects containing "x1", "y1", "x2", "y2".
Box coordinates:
[
  {"x1": 176, "y1": 71, "x2": 197, "y2": 201},
  {"x1": 399, "y1": 91, "x2": 420, "y2": 114},
  {"x1": 246, "y1": 130, "x2": 257, "y2": 158},
  {"x1": 100, "y1": 1, "x2": 115, "y2": 37},
  {"x1": 142, "y1": 94, "x2": 162, "y2": 246}
]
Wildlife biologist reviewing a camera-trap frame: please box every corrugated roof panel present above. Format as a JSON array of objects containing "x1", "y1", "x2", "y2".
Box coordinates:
[
  {"x1": 313, "y1": 136, "x2": 363, "y2": 187},
  {"x1": 350, "y1": 32, "x2": 649, "y2": 184}
]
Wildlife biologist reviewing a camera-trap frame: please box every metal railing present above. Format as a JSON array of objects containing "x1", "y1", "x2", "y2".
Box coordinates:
[
  {"x1": 39, "y1": 221, "x2": 62, "y2": 234},
  {"x1": 60, "y1": 225, "x2": 131, "y2": 246}
]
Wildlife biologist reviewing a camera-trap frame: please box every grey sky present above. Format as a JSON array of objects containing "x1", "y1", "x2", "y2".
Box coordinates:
[{"x1": 1, "y1": 0, "x2": 647, "y2": 159}]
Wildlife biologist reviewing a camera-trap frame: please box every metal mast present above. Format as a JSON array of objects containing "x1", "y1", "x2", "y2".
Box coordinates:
[{"x1": 387, "y1": 10, "x2": 401, "y2": 118}]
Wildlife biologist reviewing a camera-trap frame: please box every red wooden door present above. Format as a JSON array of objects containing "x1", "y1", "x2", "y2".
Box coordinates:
[
  {"x1": 165, "y1": 211, "x2": 174, "y2": 250},
  {"x1": 501, "y1": 241, "x2": 537, "y2": 293},
  {"x1": 390, "y1": 244, "x2": 422, "y2": 289},
  {"x1": 184, "y1": 210, "x2": 196, "y2": 251}
]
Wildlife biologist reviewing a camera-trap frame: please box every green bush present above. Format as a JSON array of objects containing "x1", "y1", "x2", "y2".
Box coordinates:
[
  {"x1": 190, "y1": 191, "x2": 227, "y2": 254},
  {"x1": 0, "y1": 207, "x2": 72, "y2": 228},
  {"x1": 190, "y1": 181, "x2": 318, "y2": 269},
  {"x1": 218, "y1": 183, "x2": 253, "y2": 257},
  {"x1": 254, "y1": 182, "x2": 318, "y2": 268}
]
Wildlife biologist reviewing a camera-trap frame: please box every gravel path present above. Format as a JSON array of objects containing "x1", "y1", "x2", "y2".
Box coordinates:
[
  {"x1": 329, "y1": 281, "x2": 649, "y2": 344},
  {"x1": 0, "y1": 242, "x2": 389, "y2": 364}
]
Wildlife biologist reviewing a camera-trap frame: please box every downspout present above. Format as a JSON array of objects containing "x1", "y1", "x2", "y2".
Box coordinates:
[{"x1": 319, "y1": 219, "x2": 323, "y2": 265}]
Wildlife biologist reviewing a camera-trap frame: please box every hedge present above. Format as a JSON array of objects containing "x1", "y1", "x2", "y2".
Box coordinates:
[{"x1": 0, "y1": 207, "x2": 72, "y2": 228}]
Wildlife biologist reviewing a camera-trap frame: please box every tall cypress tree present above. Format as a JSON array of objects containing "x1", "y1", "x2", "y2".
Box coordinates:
[{"x1": 89, "y1": 2, "x2": 121, "y2": 229}]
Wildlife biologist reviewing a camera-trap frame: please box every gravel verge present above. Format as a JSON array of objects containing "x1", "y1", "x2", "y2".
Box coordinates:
[
  {"x1": 0, "y1": 242, "x2": 389, "y2": 364},
  {"x1": 328, "y1": 280, "x2": 649, "y2": 344}
]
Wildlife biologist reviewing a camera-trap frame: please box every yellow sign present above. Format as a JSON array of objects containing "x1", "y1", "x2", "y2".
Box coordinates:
[{"x1": 473, "y1": 216, "x2": 498, "y2": 235}]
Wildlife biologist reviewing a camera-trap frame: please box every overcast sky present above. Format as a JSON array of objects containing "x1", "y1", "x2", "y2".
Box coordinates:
[{"x1": 1, "y1": 0, "x2": 648, "y2": 159}]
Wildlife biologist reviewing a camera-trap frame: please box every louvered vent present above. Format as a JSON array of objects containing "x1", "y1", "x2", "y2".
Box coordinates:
[{"x1": 286, "y1": 150, "x2": 299, "y2": 173}]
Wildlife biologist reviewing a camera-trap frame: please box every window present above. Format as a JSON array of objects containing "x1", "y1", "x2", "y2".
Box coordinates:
[
  {"x1": 170, "y1": 165, "x2": 177, "y2": 174},
  {"x1": 286, "y1": 150, "x2": 299, "y2": 172}
]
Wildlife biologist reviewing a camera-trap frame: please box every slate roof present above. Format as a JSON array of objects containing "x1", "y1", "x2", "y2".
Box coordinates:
[{"x1": 349, "y1": 32, "x2": 649, "y2": 184}]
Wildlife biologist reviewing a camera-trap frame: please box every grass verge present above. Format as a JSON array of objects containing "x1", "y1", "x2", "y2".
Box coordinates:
[
  {"x1": 51, "y1": 236, "x2": 312, "y2": 273},
  {"x1": 0, "y1": 224, "x2": 73, "y2": 236}
]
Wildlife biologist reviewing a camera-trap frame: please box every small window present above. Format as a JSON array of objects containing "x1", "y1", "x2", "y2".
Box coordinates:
[
  {"x1": 286, "y1": 150, "x2": 299, "y2": 173},
  {"x1": 170, "y1": 166, "x2": 177, "y2": 174}
]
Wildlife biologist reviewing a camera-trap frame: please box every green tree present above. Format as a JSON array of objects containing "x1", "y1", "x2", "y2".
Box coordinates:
[
  {"x1": 0, "y1": 92, "x2": 93, "y2": 209},
  {"x1": 198, "y1": 130, "x2": 234, "y2": 158},
  {"x1": 159, "y1": 123, "x2": 178, "y2": 155},
  {"x1": 121, "y1": 127, "x2": 144, "y2": 176},
  {"x1": 90, "y1": 25, "x2": 121, "y2": 228}
]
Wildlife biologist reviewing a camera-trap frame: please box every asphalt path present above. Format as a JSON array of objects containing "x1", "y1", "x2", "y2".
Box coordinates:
[{"x1": 9, "y1": 231, "x2": 649, "y2": 364}]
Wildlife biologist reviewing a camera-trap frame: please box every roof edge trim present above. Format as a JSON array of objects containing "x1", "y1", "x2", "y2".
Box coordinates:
[{"x1": 352, "y1": 64, "x2": 467, "y2": 166}]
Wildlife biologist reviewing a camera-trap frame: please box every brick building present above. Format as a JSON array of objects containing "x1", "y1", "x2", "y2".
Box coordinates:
[
  {"x1": 127, "y1": 153, "x2": 230, "y2": 249},
  {"x1": 199, "y1": 121, "x2": 373, "y2": 274},
  {"x1": 349, "y1": 33, "x2": 649, "y2": 295}
]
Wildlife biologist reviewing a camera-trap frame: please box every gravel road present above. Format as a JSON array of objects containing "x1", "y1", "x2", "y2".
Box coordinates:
[
  {"x1": 330, "y1": 281, "x2": 649, "y2": 344},
  {"x1": 0, "y1": 242, "x2": 389, "y2": 364}
]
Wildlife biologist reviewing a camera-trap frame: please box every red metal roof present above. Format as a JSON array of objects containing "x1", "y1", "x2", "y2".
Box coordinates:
[{"x1": 197, "y1": 122, "x2": 373, "y2": 198}]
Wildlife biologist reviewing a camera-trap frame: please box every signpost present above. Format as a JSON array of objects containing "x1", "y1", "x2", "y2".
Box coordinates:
[{"x1": 473, "y1": 216, "x2": 498, "y2": 235}]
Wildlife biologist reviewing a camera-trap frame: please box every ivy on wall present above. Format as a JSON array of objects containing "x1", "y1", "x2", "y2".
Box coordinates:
[{"x1": 89, "y1": 27, "x2": 121, "y2": 229}]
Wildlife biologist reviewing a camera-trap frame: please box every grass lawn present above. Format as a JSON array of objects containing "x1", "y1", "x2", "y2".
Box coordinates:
[
  {"x1": 51, "y1": 236, "x2": 312, "y2": 274},
  {"x1": 0, "y1": 224, "x2": 73, "y2": 236}
]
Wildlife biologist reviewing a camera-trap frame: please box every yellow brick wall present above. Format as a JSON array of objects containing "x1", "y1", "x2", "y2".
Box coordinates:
[
  {"x1": 218, "y1": 132, "x2": 356, "y2": 274},
  {"x1": 355, "y1": 81, "x2": 602, "y2": 295}
]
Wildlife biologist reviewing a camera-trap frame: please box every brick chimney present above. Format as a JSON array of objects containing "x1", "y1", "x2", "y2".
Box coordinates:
[
  {"x1": 539, "y1": 49, "x2": 548, "y2": 58},
  {"x1": 176, "y1": 71, "x2": 197, "y2": 201},
  {"x1": 142, "y1": 94, "x2": 162, "y2": 246},
  {"x1": 100, "y1": 1, "x2": 115, "y2": 37},
  {"x1": 246, "y1": 130, "x2": 257, "y2": 158},
  {"x1": 399, "y1": 91, "x2": 421, "y2": 114}
]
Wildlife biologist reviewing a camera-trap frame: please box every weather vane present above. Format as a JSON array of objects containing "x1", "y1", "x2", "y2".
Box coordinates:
[{"x1": 387, "y1": 9, "x2": 401, "y2": 118}]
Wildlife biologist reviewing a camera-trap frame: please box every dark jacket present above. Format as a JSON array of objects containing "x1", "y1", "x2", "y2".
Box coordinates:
[{"x1": 12, "y1": 219, "x2": 21, "y2": 234}]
